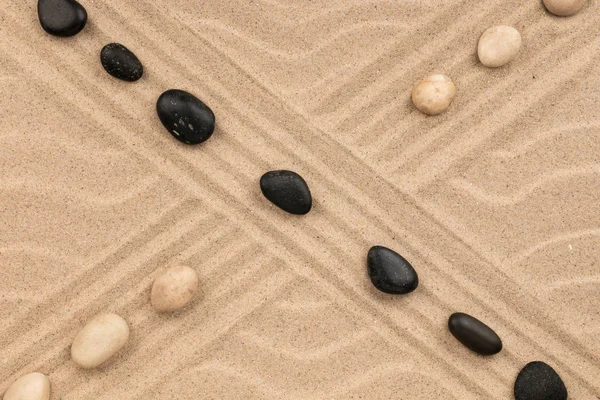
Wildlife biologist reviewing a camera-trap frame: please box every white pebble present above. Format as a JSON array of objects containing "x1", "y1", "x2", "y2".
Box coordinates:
[
  {"x1": 411, "y1": 74, "x2": 456, "y2": 115},
  {"x1": 543, "y1": 0, "x2": 585, "y2": 16},
  {"x1": 151, "y1": 266, "x2": 199, "y2": 312},
  {"x1": 71, "y1": 313, "x2": 129, "y2": 369},
  {"x1": 3, "y1": 372, "x2": 50, "y2": 400},
  {"x1": 478, "y1": 26, "x2": 522, "y2": 68}
]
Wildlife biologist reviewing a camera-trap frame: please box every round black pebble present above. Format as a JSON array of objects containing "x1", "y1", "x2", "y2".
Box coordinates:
[
  {"x1": 260, "y1": 170, "x2": 312, "y2": 215},
  {"x1": 367, "y1": 246, "x2": 418, "y2": 294},
  {"x1": 448, "y1": 312, "x2": 502, "y2": 355},
  {"x1": 38, "y1": 0, "x2": 87, "y2": 37},
  {"x1": 156, "y1": 89, "x2": 215, "y2": 145},
  {"x1": 514, "y1": 361, "x2": 568, "y2": 400},
  {"x1": 100, "y1": 43, "x2": 143, "y2": 82}
]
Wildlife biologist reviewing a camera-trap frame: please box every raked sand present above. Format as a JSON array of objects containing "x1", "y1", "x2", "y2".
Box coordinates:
[{"x1": 1, "y1": 0, "x2": 599, "y2": 398}]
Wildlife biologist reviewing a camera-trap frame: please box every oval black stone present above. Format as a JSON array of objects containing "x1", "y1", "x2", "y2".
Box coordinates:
[
  {"x1": 156, "y1": 89, "x2": 215, "y2": 145},
  {"x1": 38, "y1": 0, "x2": 87, "y2": 37},
  {"x1": 260, "y1": 170, "x2": 312, "y2": 215},
  {"x1": 100, "y1": 43, "x2": 143, "y2": 82},
  {"x1": 514, "y1": 361, "x2": 568, "y2": 400},
  {"x1": 367, "y1": 246, "x2": 418, "y2": 294},
  {"x1": 448, "y1": 312, "x2": 502, "y2": 355}
]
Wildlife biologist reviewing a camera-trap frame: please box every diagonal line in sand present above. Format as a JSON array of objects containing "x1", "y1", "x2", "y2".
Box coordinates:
[
  {"x1": 4, "y1": 6, "x2": 600, "y2": 394},
  {"x1": 2, "y1": 223, "x2": 255, "y2": 393},
  {"x1": 360, "y1": 10, "x2": 550, "y2": 155},
  {"x1": 72, "y1": 271, "x2": 297, "y2": 399},
  {"x1": 2, "y1": 2, "x2": 596, "y2": 396},
  {"x1": 106, "y1": 10, "x2": 600, "y2": 390},
  {"x1": 0, "y1": 198, "x2": 191, "y2": 346},
  {"x1": 1, "y1": 207, "x2": 220, "y2": 376},
  {"x1": 365, "y1": 15, "x2": 594, "y2": 166},
  {"x1": 306, "y1": 0, "x2": 502, "y2": 115},
  {"x1": 56, "y1": 245, "x2": 274, "y2": 395},
  {"x1": 395, "y1": 38, "x2": 600, "y2": 191},
  {"x1": 0, "y1": 34, "x2": 500, "y2": 397}
]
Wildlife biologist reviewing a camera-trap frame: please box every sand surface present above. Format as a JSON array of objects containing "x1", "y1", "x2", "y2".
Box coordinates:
[{"x1": 1, "y1": 0, "x2": 599, "y2": 398}]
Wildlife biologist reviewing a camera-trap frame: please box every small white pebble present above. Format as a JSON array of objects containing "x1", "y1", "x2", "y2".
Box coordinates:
[
  {"x1": 543, "y1": 0, "x2": 586, "y2": 16},
  {"x1": 478, "y1": 26, "x2": 522, "y2": 68},
  {"x1": 3, "y1": 372, "x2": 50, "y2": 400},
  {"x1": 411, "y1": 74, "x2": 456, "y2": 115},
  {"x1": 71, "y1": 313, "x2": 129, "y2": 369},
  {"x1": 151, "y1": 266, "x2": 199, "y2": 312}
]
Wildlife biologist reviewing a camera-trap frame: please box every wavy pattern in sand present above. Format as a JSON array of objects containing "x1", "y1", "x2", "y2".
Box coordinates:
[
  {"x1": 90, "y1": 6, "x2": 600, "y2": 394},
  {"x1": 146, "y1": 280, "x2": 464, "y2": 399},
  {"x1": 1, "y1": 0, "x2": 599, "y2": 399},
  {"x1": 492, "y1": 123, "x2": 600, "y2": 159},
  {"x1": 450, "y1": 165, "x2": 600, "y2": 206},
  {"x1": 410, "y1": 49, "x2": 600, "y2": 395}
]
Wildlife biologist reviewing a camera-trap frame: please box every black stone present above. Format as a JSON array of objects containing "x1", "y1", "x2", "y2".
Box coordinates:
[
  {"x1": 156, "y1": 89, "x2": 215, "y2": 145},
  {"x1": 514, "y1": 361, "x2": 568, "y2": 400},
  {"x1": 367, "y1": 246, "x2": 418, "y2": 294},
  {"x1": 260, "y1": 170, "x2": 312, "y2": 215},
  {"x1": 38, "y1": 0, "x2": 87, "y2": 37},
  {"x1": 448, "y1": 312, "x2": 502, "y2": 355},
  {"x1": 100, "y1": 43, "x2": 143, "y2": 82}
]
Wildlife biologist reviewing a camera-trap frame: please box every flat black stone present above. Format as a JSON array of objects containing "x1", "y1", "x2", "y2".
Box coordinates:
[
  {"x1": 260, "y1": 170, "x2": 312, "y2": 215},
  {"x1": 514, "y1": 361, "x2": 568, "y2": 400},
  {"x1": 100, "y1": 43, "x2": 143, "y2": 82},
  {"x1": 38, "y1": 0, "x2": 87, "y2": 37},
  {"x1": 156, "y1": 89, "x2": 215, "y2": 145},
  {"x1": 367, "y1": 246, "x2": 418, "y2": 294},
  {"x1": 448, "y1": 312, "x2": 502, "y2": 355}
]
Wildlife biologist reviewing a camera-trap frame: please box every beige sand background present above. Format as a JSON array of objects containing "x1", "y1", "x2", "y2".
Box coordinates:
[{"x1": 1, "y1": 0, "x2": 599, "y2": 398}]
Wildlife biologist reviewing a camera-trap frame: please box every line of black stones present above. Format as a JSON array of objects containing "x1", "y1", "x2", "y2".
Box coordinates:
[{"x1": 27, "y1": 1, "x2": 576, "y2": 399}]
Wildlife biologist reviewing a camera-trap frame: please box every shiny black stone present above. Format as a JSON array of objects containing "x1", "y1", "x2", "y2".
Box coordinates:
[
  {"x1": 100, "y1": 43, "x2": 143, "y2": 82},
  {"x1": 514, "y1": 361, "x2": 568, "y2": 400},
  {"x1": 367, "y1": 246, "x2": 418, "y2": 294},
  {"x1": 448, "y1": 312, "x2": 502, "y2": 355},
  {"x1": 156, "y1": 89, "x2": 215, "y2": 145},
  {"x1": 260, "y1": 170, "x2": 312, "y2": 215},
  {"x1": 38, "y1": 0, "x2": 87, "y2": 37}
]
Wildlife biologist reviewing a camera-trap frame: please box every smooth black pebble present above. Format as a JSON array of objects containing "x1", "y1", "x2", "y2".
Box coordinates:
[
  {"x1": 38, "y1": 0, "x2": 87, "y2": 37},
  {"x1": 448, "y1": 312, "x2": 502, "y2": 355},
  {"x1": 260, "y1": 170, "x2": 312, "y2": 215},
  {"x1": 156, "y1": 89, "x2": 215, "y2": 145},
  {"x1": 514, "y1": 361, "x2": 568, "y2": 400},
  {"x1": 367, "y1": 246, "x2": 418, "y2": 294},
  {"x1": 100, "y1": 43, "x2": 143, "y2": 82}
]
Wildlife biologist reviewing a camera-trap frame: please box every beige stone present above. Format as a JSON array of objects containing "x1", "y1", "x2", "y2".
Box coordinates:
[
  {"x1": 3, "y1": 372, "x2": 50, "y2": 400},
  {"x1": 151, "y1": 266, "x2": 199, "y2": 312},
  {"x1": 478, "y1": 26, "x2": 522, "y2": 68},
  {"x1": 411, "y1": 74, "x2": 456, "y2": 115},
  {"x1": 71, "y1": 313, "x2": 129, "y2": 369},
  {"x1": 543, "y1": 0, "x2": 585, "y2": 16}
]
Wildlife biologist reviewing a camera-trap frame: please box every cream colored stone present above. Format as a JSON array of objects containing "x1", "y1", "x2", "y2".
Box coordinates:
[
  {"x1": 411, "y1": 74, "x2": 456, "y2": 115},
  {"x1": 71, "y1": 313, "x2": 129, "y2": 369},
  {"x1": 478, "y1": 26, "x2": 522, "y2": 68},
  {"x1": 151, "y1": 266, "x2": 199, "y2": 312},
  {"x1": 543, "y1": 0, "x2": 585, "y2": 16},
  {"x1": 3, "y1": 372, "x2": 50, "y2": 400}
]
